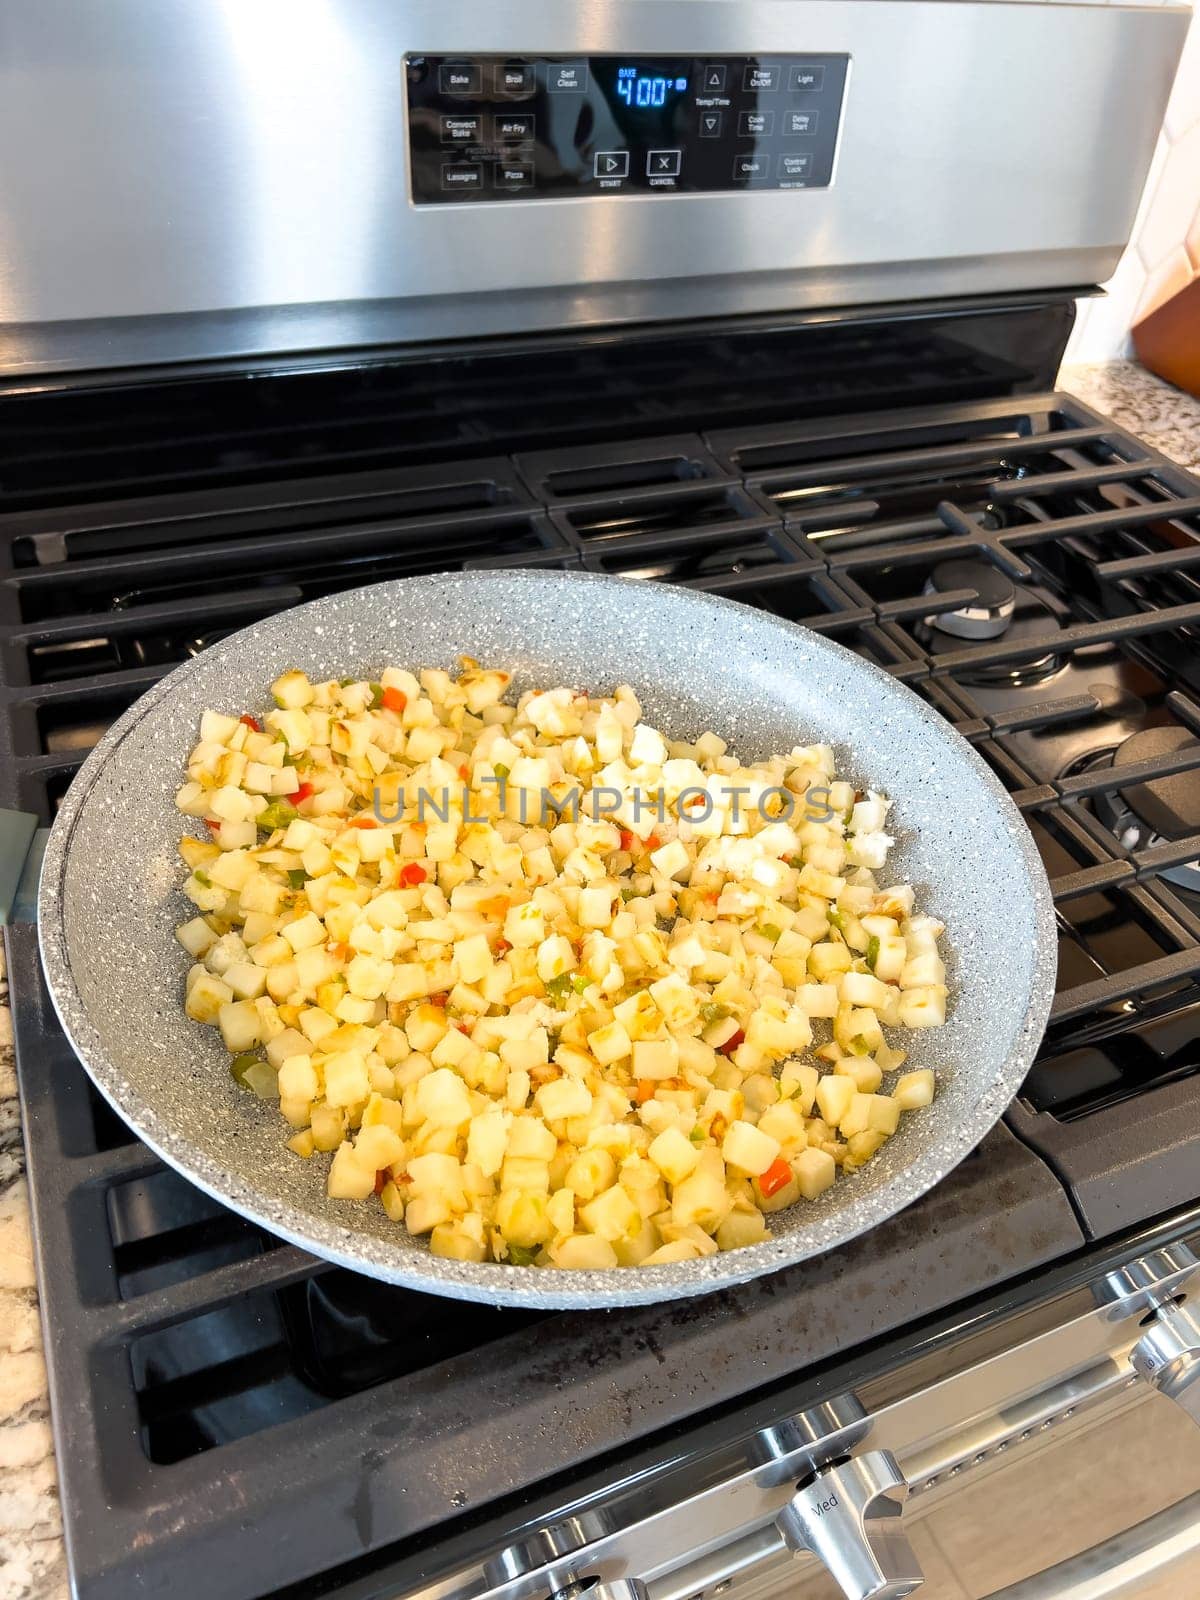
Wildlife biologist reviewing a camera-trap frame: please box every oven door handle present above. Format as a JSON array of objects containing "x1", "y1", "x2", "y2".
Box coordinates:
[{"x1": 981, "y1": 1487, "x2": 1200, "y2": 1598}]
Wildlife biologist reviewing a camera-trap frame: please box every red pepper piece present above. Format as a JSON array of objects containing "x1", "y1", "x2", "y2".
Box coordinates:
[
  {"x1": 293, "y1": 782, "x2": 314, "y2": 805},
  {"x1": 203, "y1": 818, "x2": 220, "y2": 834},
  {"x1": 239, "y1": 713, "x2": 261, "y2": 731},
  {"x1": 349, "y1": 816, "x2": 378, "y2": 829},
  {"x1": 619, "y1": 829, "x2": 635, "y2": 852},
  {"x1": 381, "y1": 687, "x2": 407, "y2": 715},
  {"x1": 428, "y1": 992, "x2": 448, "y2": 1007},
  {"x1": 720, "y1": 1029, "x2": 746, "y2": 1055},
  {"x1": 398, "y1": 862, "x2": 427, "y2": 887},
  {"x1": 758, "y1": 1157, "x2": 793, "y2": 1198}
]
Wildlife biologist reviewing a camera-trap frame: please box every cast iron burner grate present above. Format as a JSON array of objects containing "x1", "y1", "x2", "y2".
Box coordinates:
[{"x1": 3, "y1": 360, "x2": 1200, "y2": 1600}]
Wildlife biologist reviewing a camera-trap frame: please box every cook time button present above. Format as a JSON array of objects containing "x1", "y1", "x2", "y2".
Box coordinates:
[{"x1": 738, "y1": 110, "x2": 774, "y2": 137}]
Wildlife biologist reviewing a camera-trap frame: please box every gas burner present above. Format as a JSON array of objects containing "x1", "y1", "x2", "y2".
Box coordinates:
[
  {"x1": 922, "y1": 558, "x2": 1016, "y2": 640},
  {"x1": 1077, "y1": 728, "x2": 1200, "y2": 894},
  {"x1": 916, "y1": 562, "x2": 1064, "y2": 688}
]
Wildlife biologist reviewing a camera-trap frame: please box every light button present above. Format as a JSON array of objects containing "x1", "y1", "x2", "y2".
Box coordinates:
[{"x1": 788, "y1": 65, "x2": 826, "y2": 92}]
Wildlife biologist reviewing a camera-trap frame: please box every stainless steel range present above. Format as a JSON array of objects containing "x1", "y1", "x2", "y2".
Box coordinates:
[{"x1": 2, "y1": 3, "x2": 1199, "y2": 1597}]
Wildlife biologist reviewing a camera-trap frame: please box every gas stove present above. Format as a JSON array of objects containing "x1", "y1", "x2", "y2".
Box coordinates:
[{"x1": 3, "y1": 296, "x2": 1200, "y2": 1600}]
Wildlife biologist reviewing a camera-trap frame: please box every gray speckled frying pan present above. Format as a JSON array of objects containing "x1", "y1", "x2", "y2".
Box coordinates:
[{"x1": 38, "y1": 569, "x2": 1057, "y2": 1309}]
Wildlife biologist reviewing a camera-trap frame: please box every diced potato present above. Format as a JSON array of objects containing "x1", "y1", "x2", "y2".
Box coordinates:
[
  {"x1": 793, "y1": 1146, "x2": 837, "y2": 1200},
  {"x1": 894, "y1": 1068, "x2": 935, "y2": 1110},
  {"x1": 173, "y1": 660, "x2": 949, "y2": 1272}
]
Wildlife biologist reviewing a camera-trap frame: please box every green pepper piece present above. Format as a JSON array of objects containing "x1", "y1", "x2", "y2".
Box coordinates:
[
  {"x1": 193, "y1": 869, "x2": 211, "y2": 888},
  {"x1": 619, "y1": 885, "x2": 637, "y2": 902},
  {"x1": 288, "y1": 868, "x2": 309, "y2": 890},
  {"x1": 258, "y1": 800, "x2": 298, "y2": 833},
  {"x1": 507, "y1": 1243, "x2": 539, "y2": 1266},
  {"x1": 700, "y1": 1001, "x2": 730, "y2": 1025},
  {"x1": 493, "y1": 761, "x2": 510, "y2": 779},
  {"x1": 339, "y1": 676, "x2": 357, "y2": 688},
  {"x1": 369, "y1": 682, "x2": 384, "y2": 708},
  {"x1": 760, "y1": 922, "x2": 783, "y2": 944},
  {"x1": 787, "y1": 855, "x2": 804, "y2": 869},
  {"x1": 230, "y1": 1054, "x2": 278, "y2": 1096},
  {"x1": 866, "y1": 935, "x2": 880, "y2": 971},
  {"x1": 544, "y1": 973, "x2": 573, "y2": 1005},
  {"x1": 689, "y1": 1127, "x2": 706, "y2": 1145},
  {"x1": 849, "y1": 1034, "x2": 871, "y2": 1057},
  {"x1": 571, "y1": 973, "x2": 591, "y2": 993},
  {"x1": 230, "y1": 1053, "x2": 259, "y2": 1086},
  {"x1": 827, "y1": 908, "x2": 845, "y2": 931}
]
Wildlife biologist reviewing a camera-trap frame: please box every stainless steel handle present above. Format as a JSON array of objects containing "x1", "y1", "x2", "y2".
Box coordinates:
[
  {"x1": 775, "y1": 1451, "x2": 923, "y2": 1600},
  {"x1": 1128, "y1": 1298, "x2": 1200, "y2": 1423}
]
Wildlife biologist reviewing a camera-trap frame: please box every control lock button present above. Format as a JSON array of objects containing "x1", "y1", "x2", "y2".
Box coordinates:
[{"x1": 778, "y1": 152, "x2": 814, "y2": 181}]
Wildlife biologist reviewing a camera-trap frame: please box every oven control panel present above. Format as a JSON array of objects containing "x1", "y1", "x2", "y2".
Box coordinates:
[{"x1": 405, "y1": 54, "x2": 848, "y2": 204}]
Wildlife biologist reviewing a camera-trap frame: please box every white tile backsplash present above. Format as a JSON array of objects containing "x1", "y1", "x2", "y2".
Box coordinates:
[{"x1": 1064, "y1": 3, "x2": 1200, "y2": 362}]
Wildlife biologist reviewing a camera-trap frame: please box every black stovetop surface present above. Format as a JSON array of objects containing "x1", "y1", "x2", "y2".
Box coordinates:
[{"x1": 3, "y1": 302, "x2": 1200, "y2": 1600}]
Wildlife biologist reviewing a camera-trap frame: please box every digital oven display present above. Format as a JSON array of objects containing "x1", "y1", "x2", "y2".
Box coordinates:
[{"x1": 405, "y1": 53, "x2": 849, "y2": 204}]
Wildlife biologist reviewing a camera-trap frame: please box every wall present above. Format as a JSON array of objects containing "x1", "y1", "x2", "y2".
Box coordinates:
[{"x1": 1064, "y1": 2, "x2": 1200, "y2": 362}]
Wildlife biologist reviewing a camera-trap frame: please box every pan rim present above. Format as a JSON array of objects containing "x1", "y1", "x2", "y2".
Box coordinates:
[{"x1": 38, "y1": 567, "x2": 1058, "y2": 1309}]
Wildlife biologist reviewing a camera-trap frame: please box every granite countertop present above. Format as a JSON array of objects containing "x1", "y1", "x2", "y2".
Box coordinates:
[{"x1": 1, "y1": 358, "x2": 1198, "y2": 1600}]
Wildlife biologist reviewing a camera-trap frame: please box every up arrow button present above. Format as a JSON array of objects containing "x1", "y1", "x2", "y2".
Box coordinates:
[{"x1": 702, "y1": 65, "x2": 727, "y2": 90}]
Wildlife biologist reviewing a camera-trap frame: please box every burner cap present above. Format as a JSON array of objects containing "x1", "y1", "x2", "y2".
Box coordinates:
[
  {"x1": 1113, "y1": 727, "x2": 1200, "y2": 841},
  {"x1": 923, "y1": 559, "x2": 1016, "y2": 640}
]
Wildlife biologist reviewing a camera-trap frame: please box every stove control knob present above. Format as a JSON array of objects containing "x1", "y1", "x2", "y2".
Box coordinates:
[
  {"x1": 1129, "y1": 1297, "x2": 1200, "y2": 1423},
  {"x1": 550, "y1": 1581, "x2": 648, "y2": 1600},
  {"x1": 775, "y1": 1451, "x2": 923, "y2": 1600}
]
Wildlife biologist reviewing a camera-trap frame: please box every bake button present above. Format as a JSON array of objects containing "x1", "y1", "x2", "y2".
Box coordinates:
[
  {"x1": 494, "y1": 161, "x2": 535, "y2": 191},
  {"x1": 441, "y1": 162, "x2": 484, "y2": 191},
  {"x1": 441, "y1": 114, "x2": 482, "y2": 143},
  {"x1": 738, "y1": 110, "x2": 775, "y2": 137},
  {"x1": 439, "y1": 63, "x2": 481, "y2": 96},
  {"x1": 784, "y1": 109, "x2": 819, "y2": 136},
  {"x1": 647, "y1": 149, "x2": 682, "y2": 177},
  {"x1": 788, "y1": 65, "x2": 826, "y2": 92},
  {"x1": 732, "y1": 153, "x2": 769, "y2": 182},
  {"x1": 550, "y1": 61, "x2": 589, "y2": 92},
  {"x1": 701, "y1": 64, "x2": 727, "y2": 91},
  {"x1": 778, "y1": 152, "x2": 814, "y2": 181},
  {"x1": 743, "y1": 64, "x2": 780, "y2": 92},
  {"x1": 594, "y1": 150, "x2": 629, "y2": 177},
  {"x1": 494, "y1": 113, "x2": 535, "y2": 142},
  {"x1": 698, "y1": 110, "x2": 724, "y2": 138},
  {"x1": 496, "y1": 61, "x2": 536, "y2": 96}
]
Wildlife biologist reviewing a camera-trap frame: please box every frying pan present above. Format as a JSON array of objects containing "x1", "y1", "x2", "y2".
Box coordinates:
[{"x1": 38, "y1": 569, "x2": 1057, "y2": 1309}]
